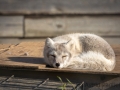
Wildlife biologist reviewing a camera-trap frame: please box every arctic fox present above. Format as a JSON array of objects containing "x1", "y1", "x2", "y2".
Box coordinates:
[{"x1": 43, "y1": 33, "x2": 116, "y2": 71}]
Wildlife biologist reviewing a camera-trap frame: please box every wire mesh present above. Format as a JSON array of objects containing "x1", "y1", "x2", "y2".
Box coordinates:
[{"x1": 0, "y1": 75, "x2": 84, "y2": 90}]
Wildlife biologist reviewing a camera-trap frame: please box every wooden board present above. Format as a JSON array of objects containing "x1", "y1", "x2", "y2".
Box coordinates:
[
  {"x1": 0, "y1": 42, "x2": 120, "y2": 75},
  {"x1": 0, "y1": 0, "x2": 120, "y2": 15},
  {"x1": 25, "y1": 16, "x2": 120, "y2": 37},
  {"x1": 0, "y1": 16, "x2": 23, "y2": 37},
  {"x1": 0, "y1": 38, "x2": 45, "y2": 44},
  {"x1": 0, "y1": 37, "x2": 120, "y2": 44},
  {"x1": 104, "y1": 37, "x2": 120, "y2": 44},
  {"x1": 0, "y1": 42, "x2": 120, "y2": 90},
  {"x1": 0, "y1": 76, "x2": 75, "y2": 90}
]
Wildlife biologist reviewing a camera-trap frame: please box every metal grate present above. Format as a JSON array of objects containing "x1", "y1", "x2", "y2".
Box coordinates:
[{"x1": 0, "y1": 75, "x2": 84, "y2": 90}]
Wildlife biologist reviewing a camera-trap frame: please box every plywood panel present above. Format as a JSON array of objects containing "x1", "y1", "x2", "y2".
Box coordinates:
[
  {"x1": 0, "y1": 16, "x2": 23, "y2": 37},
  {"x1": 25, "y1": 16, "x2": 120, "y2": 37},
  {"x1": 0, "y1": 0, "x2": 120, "y2": 15}
]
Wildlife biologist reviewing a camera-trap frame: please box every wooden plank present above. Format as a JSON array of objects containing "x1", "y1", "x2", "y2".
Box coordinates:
[
  {"x1": 0, "y1": 67, "x2": 119, "y2": 90},
  {"x1": 0, "y1": 42, "x2": 120, "y2": 75},
  {"x1": 0, "y1": 42, "x2": 119, "y2": 89},
  {"x1": 0, "y1": 75, "x2": 76, "y2": 90},
  {"x1": 104, "y1": 37, "x2": 120, "y2": 44},
  {"x1": 0, "y1": 69, "x2": 119, "y2": 90},
  {"x1": 0, "y1": 0, "x2": 120, "y2": 15},
  {"x1": 0, "y1": 37, "x2": 120, "y2": 44},
  {"x1": 25, "y1": 16, "x2": 120, "y2": 37},
  {"x1": 0, "y1": 38, "x2": 45, "y2": 44},
  {"x1": 0, "y1": 16, "x2": 23, "y2": 37},
  {"x1": 88, "y1": 77, "x2": 120, "y2": 90}
]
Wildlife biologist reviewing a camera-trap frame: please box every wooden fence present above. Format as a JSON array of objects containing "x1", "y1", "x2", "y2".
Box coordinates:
[{"x1": 0, "y1": 0, "x2": 120, "y2": 44}]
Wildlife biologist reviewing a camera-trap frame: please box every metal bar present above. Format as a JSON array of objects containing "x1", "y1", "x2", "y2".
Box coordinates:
[
  {"x1": 75, "y1": 81, "x2": 84, "y2": 90},
  {"x1": 0, "y1": 75, "x2": 14, "y2": 85},
  {"x1": 33, "y1": 78, "x2": 49, "y2": 89}
]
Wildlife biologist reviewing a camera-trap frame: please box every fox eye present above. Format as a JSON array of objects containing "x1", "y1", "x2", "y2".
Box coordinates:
[
  {"x1": 62, "y1": 55, "x2": 67, "y2": 58},
  {"x1": 50, "y1": 55, "x2": 56, "y2": 58}
]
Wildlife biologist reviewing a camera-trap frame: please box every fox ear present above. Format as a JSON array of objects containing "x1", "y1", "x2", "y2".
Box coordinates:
[
  {"x1": 45, "y1": 38, "x2": 54, "y2": 47},
  {"x1": 65, "y1": 40, "x2": 75, "y2": 49}
]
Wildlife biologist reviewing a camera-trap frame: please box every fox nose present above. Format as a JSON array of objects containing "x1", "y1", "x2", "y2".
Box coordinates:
[{"x1": 56, "y1": 63, "x2": 60, "y2": 67}]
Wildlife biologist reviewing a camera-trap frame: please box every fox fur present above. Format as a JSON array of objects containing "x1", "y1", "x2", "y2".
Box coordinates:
[{"x1": 43, "y1": 33, "x2": 116, "y2": 71}]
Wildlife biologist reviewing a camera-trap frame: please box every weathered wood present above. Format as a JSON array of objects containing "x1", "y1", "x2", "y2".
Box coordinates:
[
  {"x1": 104, "y1": 37, "x2": 120, "y2": 44},
  {"x1": 0, "y1": 69, "x2": 119, "y2": 90},
  {"x1": 0, "y1": 76, "x2": 74, "y2": 90},
  {"x1": 0, "y1": 38, "x2": 45, "y2": 44},
  {"x1": 88, "y1": 77, "x2": 120, "y2": 90},
  {"x1": 25, "y1": 16, "x2": 120, "y2": 37},
  {"x1": 0, "y1": 37, "x2": 120, "y2": 44},
  {"x1": 0, "y1": 42, "x2": 120, "y2": 75},
  {"x1": 0, "y1": 43, "x2": 120, "y2": 90},
  {"x1": 0, "y1": 16, "x2": 23, "y2": 37},
  {"x1": 0, "y1": 0, "x2": 120, "y2": 15}
]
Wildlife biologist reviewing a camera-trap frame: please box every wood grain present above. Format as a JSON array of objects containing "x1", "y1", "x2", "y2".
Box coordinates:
[
  {"x1": 25, "y1": 16, "x2": 120, "y2": 37},
  {"x1": 0, "y1": 42, "x2": 120, "y2": 75},
  {"x1": 0, "y1": 42, "x2": 120, "y2": 90},
  {"x1": 0, "y1": 16, "x2": 23, "y2": 37},
  {"x1": 0, "y1": 37, "x2": 120, "y2": 44},
  {"x1": 0, "y1": 0, "x2": 120, "y2": 15}
]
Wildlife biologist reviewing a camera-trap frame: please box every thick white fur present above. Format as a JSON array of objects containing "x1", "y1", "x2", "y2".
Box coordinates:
[
  {"x1": 63, "y1": 51, "x2": 114, "y2": 71},
  {"x1": 44, "y1": 33, "x2": 116, "y2": 71}
]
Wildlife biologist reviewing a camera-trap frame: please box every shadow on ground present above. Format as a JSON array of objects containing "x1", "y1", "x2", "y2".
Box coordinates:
[{"x1": 8, "y1": 57, "x2": 45, "y2": 64}]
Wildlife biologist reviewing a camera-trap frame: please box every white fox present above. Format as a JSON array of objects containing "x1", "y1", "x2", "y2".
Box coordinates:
[{"x1": 43, "y1": 33, "x2": 116, "y2": 71}]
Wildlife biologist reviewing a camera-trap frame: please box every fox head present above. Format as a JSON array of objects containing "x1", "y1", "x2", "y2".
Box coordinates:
[{"x1": 44, "y1": 38, "x2": 75, "y2": 68}]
